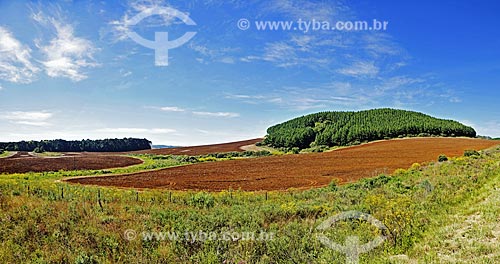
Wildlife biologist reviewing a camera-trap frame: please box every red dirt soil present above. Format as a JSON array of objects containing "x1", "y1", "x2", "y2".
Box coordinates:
[
  {"x1": 136, "y1": 138, "x2": 263, "y2": 156},
  {"x1": 0, "y1": 152, "x2": 143, "y2": 174},
  {"x1": 67, "y1": 138, "x2": 499, "y2": 191}
]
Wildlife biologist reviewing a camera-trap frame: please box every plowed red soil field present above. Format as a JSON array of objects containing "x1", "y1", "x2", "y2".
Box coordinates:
[
  {"x1": 137, "y1": 138, "x2": 262, "y2": 155},
  {"x1": 0, "y1": 152, "x2": 143, "y2": 174},
  {"x1": 67, "y1": 138, "x2": 499, "y2": 191}
]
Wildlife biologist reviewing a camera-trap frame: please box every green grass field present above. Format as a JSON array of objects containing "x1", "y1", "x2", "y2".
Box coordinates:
[
  {"x1": 1, "y1": 147, "x2": 500, "y2": 263},
  {"x1": 31, "y1": 152, "x2": 64, "y2": 157},
  {"x1": 0, "y1": 151, "x2": 14, "y2": 158}
]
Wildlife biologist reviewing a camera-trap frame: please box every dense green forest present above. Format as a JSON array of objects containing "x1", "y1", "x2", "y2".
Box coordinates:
[
  {"x1": 0, "y1": 138, "x2": 151, "y2": 152},
  {"x1": 264, "y1": 108, "x2": 477, "y2": 149}
]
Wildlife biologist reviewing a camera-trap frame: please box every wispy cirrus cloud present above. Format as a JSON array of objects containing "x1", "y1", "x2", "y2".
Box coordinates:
[
  {"x1": 189, "y1": 43, "x2": 239, "y2": 64},
  {"x1": 225, "y1": 85, "x2": 369, "y2": 111},
  {"x1": 225, "y1": 94, "x2": 266, "y2": 100},
  {"x1": 338, "y1": 61, "x2": 379, "y2": 77},
  {"x1": 224, "y1": 94, "x2": 282, "y2": 105},
  {"x1": 159, "y1": 106, "x2": 185, "y2": 112},
  {"x1": 145, "y1": 106, "x2": 186, "y2": 112},
  {"x1": 107, "y1": 0, "x2": 178, "y2": 42},
  {"x1": 96, "y1": 127, "x2": 176, "y2": 134},
  {"x1": 32, "y1": 10, "x2": 99, "y2": 81},
  {"x1": 192, "y1": 111, "x2": 240, "y2": 118},
  {"x1": 0, "y1": 111, "x2": 53, "y2": 126},
  {"x1": 375, "y1": 76, "x2": 425, "y2": 93},
  {"x1": 237, "y1": 1, "x2": 408, "y2": 77},
  {"x1": 0, "y1": 27, "x2": 39, "y2": 84},
  {"x1": 149, "y1": 105, "x2": 239, "y2": 118},
  {"x1": 262, "y1": 0, "x2": 345, "y2": 21},
  {"x1": 363, "y1": 33, "x2": 406, "y2": 58},
  {"x1": 241, "y1": 41, "x2": 331, "y2": 68}
]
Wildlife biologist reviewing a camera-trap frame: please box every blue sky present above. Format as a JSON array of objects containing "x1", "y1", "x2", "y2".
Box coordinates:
[{"x1": 0, "y1": 0, "x2": 499, "y2": 145}]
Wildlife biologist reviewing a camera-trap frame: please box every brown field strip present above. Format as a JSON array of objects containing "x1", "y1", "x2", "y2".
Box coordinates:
[
  {"x1": 136, "y1": 138, "x2": 263, "y2": 155},
  {"x1": 0, "y1": 152, "x2": 143, "y2": 174},
  {"x1": 67, "y1": 138, "x2": 499, "y2": 191}
]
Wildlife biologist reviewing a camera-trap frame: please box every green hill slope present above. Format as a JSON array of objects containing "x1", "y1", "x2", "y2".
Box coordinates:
[{"x1": 264, "y1": 108, "x2": 476, "y2": 149}]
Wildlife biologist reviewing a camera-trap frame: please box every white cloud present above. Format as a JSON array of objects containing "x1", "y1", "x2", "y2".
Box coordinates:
[
  {"x1": 0, "y1": 111, "x2": 53, "y2": 126},
  {"x1": 13, "y1": 121, "x2": 50, "y2": 126},
  {"x1": 338, "y1": 61, "x2": 379, "y2": 77},
  {"x1": 226, "y1": 83, "x2": 373, "y2": 111},
  {"x1": 0, "y1": 27, "x2": 39, "y2": 83},
  {"x1": 262, "y1": 42, "x2": 296, "y2": 63},
  {"x1": 2, "y1": 111, "x2": 52, "y2": 121},
  {"x1": 290, "y1": 35, "x2": 315, "y2": 51},
  {"x1": 377, "y1": 76, "x2": 425, "y2": 93},
  {"x1": 34, "y1": 11, "x2": 98, "y2": 81},
  {"x1": 327, "y1": 82, "x2": 353, "y2": 95},
  {"x1": 189, "y1": 42, "x2": 240, "y2": 64},
  {"x1": 152, "y1": 106, "x2": 239, "y2": 118},
  {"x1": 263, "y1": 0, "x2": 343, "y2": 22},
  {"x1": 243, "y1": 41, "x2": 330, "y2": 68},
  {"x1": 268, "y1": 97, "x2": 283, "y2": 103},
  {"x1": 108, "y1": 0, "x2": 178, "y2": 42},
  {"x1": 459, "y1": 120, "x2": 500, "y2": 138},
  {"x1": 159, "y1": 106, "x2": 185, "y2": 112},
  {"x1": 196, "y1": 129, "x2": 210, "y2": 134},
  {"x1": 288, "y1": 96, "x2": 364, "y2": 111},
  {"x1": 120, "y1": 69, "x2": 132, "y2": 77},
  {"x1": 190, "y1": 44, "x2": 214, "y2": 57},
  {"x1": 225, "y1": 94, "x2": 283, "y2": 105},
  {"x1": 235, "y1": 1, "x2": 409, "y2": 76},
  {"x1": 219, "y1": 57, "x2": 235, "y2": 64},
  {"x1": 192, "y1": 111, "x2": 240, "y2": 118},
  {"x1": 96, "y1": 128, "x2": 176, "y2": 134},
  {"x1": 364, "y1": 33, "x2": 405, "y2": 58},
  {"x1": 225, "y1": 94, "x2": 266, "y2": 100}
]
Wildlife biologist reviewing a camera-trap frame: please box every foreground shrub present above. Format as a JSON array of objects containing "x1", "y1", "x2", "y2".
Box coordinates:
[
  {"x1": 188, "y1": 192, "x2": 215, "y2": 208},
  {"x1": 438, "y1": 154, "x2": 448, "y2": 162},
  {"x1": 327, "y1": 180, "x2": 338, "y2": 192},
  {"x1": 199, "y1": 150, "x2": 271, "y2": 160},
  {"x1": 178, "y1": 156, "x2": 199, "y2": 163},
  {"x1": 464, "y1": 150, "x2": 480, "y2": 157}
]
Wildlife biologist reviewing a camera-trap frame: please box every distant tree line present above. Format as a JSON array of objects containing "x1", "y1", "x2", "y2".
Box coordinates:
[
  {"x1": 264, "y1": 108, "x2": 477, "y2": 149},
  {"x1": 0, "y1": 138, "x2": 152, "y2": 152}
]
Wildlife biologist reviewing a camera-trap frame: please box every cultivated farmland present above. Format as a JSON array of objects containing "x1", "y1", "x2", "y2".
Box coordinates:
[
  {"x1": 67, "y1": 137, "x2": 498, "y2": 191},
  {"x1": 0, "y1": 152, "x2": 143, "y2": 174},
  {"x1": 137, "y1": 138, "x2": 262, "y2": 155}
]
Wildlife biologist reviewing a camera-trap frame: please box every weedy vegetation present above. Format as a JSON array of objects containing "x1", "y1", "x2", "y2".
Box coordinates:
[{"x1": 1, "y1": 145, "x2": 499, "y2": 263}]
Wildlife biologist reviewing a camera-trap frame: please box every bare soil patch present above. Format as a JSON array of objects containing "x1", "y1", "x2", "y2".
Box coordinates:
[
  {"x1": 136, "y1": 138, "x2": 263, "y2": 156},
  {"x1": 0, "y1": 152, "x2": 143, "y2": 174},
  {"x1": 67, "y1": 138, "x2": 499, "y2": 191}
]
